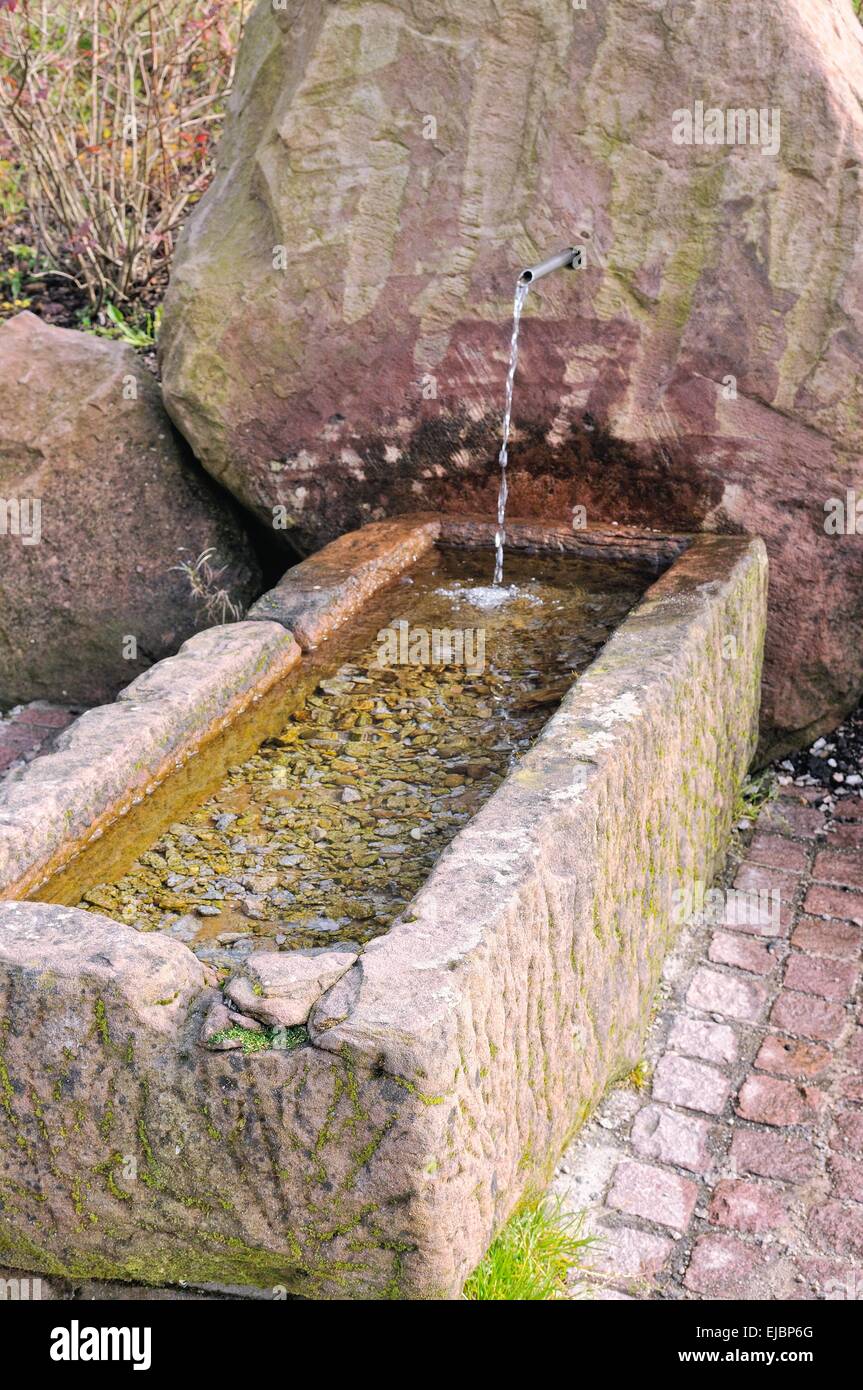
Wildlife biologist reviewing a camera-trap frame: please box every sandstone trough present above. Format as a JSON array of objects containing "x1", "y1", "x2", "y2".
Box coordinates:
[{"x1": 0, "y1": 515, "x2": 767, "y2": 1298}]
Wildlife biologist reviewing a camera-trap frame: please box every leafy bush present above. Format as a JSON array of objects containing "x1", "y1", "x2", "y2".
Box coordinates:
[{"x1": 0, "y1": 1, "x2": 248, "y2": 311}]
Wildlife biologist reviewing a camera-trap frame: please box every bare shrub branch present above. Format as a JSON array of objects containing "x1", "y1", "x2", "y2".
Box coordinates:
[{"x1": 0, "y1": 1, "x2": 248, "y2": 310}]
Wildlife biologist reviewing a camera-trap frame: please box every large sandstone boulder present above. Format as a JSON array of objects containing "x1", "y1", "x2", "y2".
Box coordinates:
[
  {"x1": 0, "y1": 313, "x2": 261, "y2": 706},
  {"x1": 159, "y1": 0, "x2": 863, "y2": 757}
]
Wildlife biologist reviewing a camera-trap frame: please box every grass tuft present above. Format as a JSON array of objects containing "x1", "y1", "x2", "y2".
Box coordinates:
[
  {"x1": 172, "y1": 546, "x2": 244, "y2": 625},
  {"x1": 81, "y1": 302, "x2": 163, "y2": 348},
  {"x1": 731, "y1": 769, "x2": 776, "y2": 831},
  {"x1": 463, "y1": 1197, "x2": 595, "y2": 1300},
  {"x1": 626, "y1": 1058, "x2": 651, "y2": 1091}
]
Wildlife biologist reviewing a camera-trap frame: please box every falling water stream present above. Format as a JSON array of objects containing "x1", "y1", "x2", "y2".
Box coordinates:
[{"x1": 492, "y1": 276, "x2": 530, "y2": 586}]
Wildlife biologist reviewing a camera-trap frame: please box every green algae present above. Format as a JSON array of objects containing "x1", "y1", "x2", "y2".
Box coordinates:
[
  {"x1": 92, "y1": 998, "x2": 110, "y2": 1047},
  {"x1": 92, "y1": 1153, "x2": 132, "y2": 1204},
  {"x1": 389, "y1": 1075, "x2": 445, "y2": 1107}
]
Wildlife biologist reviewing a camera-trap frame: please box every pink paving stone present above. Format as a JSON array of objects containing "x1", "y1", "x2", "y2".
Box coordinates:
[
  {"x1": 652, "y1": 1053, "x2": 731, "y2": 1116},
  {"x1": 813, "y1": 849, "x2": 863, "y2": 890},
  {"x1": 734, "y1": 862, "x2": 801, "y2": 896},
  {"x1": 833, "y1": 1107, "x2": 863, "y2": 1153},
  {"x1": 686, "y1": 967, "x2": 768, "y2": 1022},
  {"x1": 724, "y1": 916, "x2": 790, "y2": 942},
  {"x1": 837, "y1": 1037, "x2": 863, "y2": 1096},
  {"x1": 0, "y1": 738, "x2": 39, "y2": 767},
  {"x1": 708, "y1": 1179, "x2": 788, "y2": 1235},
  {"x1": 606, "y1": 1159, "x2": 698, "y2": 1232},
  {"x1": 784, "y1": 952, "x2": 859, "y2": 1002},
  {"x1": 729, "y1": 1127, "x2": 819, "y2": 1182},
  {"x1": 837, "y1": 1073, "x2": 863, "y2": 1103},
  {"x1": 0, "y1": 705, "x2": 76, "y2": 774},
  {"x1": 761, "y1": 802, "x2": 825, "y2": 839},
  {"x1": 808, "y1": 1201, "x2": 863, "y2": 1261},
  {"x1": 684, "y1": 1234, "x2": 763, "y2": 1297},
  {"x1": 631, "y1": 1103, "x2": 712, "y2": 1174},
  {"x1": 736, "y1": 1074, "x2": 825, "y2": 1126},
  {"x1": 709, "y1": 931, "x2": 776, "y2": 976},
  {"x1": 792, "y1": 1259, "x2": 863, "y2": 1302},
  {"x1": 770, "y1": 989, "x2": 847, "y2": 1042},
  {"x1": 754, "y1": 1035, "x2": 831, "y2": 1079},
  {"x1": 839, "y1": 1027, "x2": 863, "y2": 1069},
  {"x1": 803, "y1": 883, "x2": 863, "y2": 925},
  {"x1": 829, "y1": 1155, "x2": 863, "y2": 1203},
  {"x1": 728, "y1": 865, "x2": 796, "y2": 932},
  {"x1": 748, "y1": 832, "x2": 810, "y2": 872},
  {"x1": 716, "y1": 885, "x2": 790, "y2": 938},
  {"x1": 833, "y1": 797, "x2": 863, "y2": 821},
  {"x1": 791, "y1": 915, "x2": 862, "y2": 960},
  {"x1": 667, "y1": 1015, "x2": 737, "y2": 1065},
  {"x1": 829, "y1": 822, "x2": 863, "y2": 849},
  {"x1": 591, "y1": 1224, "x2": 674, "y2": 1280},
  {"x1": 14, "y1": 705, "x2": 74, "y2": 729},
  {"x1": 0, "y1": 727, "x2": 43, "y2": 746}
]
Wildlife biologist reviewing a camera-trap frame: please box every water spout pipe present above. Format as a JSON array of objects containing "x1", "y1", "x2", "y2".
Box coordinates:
[{"x1": 518, "y1": 247, "x2": 581, "y2": 284}]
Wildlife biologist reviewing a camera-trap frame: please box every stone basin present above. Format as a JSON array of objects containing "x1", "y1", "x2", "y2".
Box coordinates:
[{"x1": 0, "y1": 514, "x2": 767, "y2": 1298}]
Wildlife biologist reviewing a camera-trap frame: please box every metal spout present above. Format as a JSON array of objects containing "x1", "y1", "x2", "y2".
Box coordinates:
[{"x1": 518, "y1": 246, "x2": 581, "y2": 284}]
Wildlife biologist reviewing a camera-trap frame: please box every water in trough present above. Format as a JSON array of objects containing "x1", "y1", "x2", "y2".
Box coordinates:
[{"x1": 68, "y1": 547, "x2": 649, "y2": 969}]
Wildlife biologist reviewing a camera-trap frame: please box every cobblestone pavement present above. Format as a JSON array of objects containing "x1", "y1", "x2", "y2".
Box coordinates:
[
  {"x1": 556, "y1": 785, "x2": 863, "y2": 1301},
  {"x1": 0, "y1": 701, "x2": 76, "y2": 778}
]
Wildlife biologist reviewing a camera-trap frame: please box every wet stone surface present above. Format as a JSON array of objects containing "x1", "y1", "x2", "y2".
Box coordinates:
[{"x1": 77, "y1": 549, "x2": 647, "y2": 965}]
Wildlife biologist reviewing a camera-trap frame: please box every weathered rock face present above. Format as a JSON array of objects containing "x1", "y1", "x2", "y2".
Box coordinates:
[
  {"x1": 0, "y1": 313, "x2": 261, "y2": 707},
  {"x1": 159, "y1": 0, "x2": 863, "y2": 757}
]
